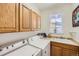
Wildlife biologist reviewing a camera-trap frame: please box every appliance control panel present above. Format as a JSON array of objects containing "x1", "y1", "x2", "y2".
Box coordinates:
[{"x1": 0, "y1": 39, "x2": 27, "y2": 56}]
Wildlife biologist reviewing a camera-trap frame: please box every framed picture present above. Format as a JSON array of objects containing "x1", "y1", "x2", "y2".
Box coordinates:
[{"x1": 72, "y1": 5, "x2": 79, "y2": 27}]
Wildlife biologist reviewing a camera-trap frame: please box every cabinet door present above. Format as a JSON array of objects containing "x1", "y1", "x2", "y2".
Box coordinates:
[
  {"x1": 70, "y1": 50, "x2": 78, "y2": 56},
  {"x1": 0, "y1": 3, "x2": 19, "y2": 33},
  {"x1": 32, "y1": 11, "x2": 37, "y2": 31},
  {"x1": 51, "y1": 42, "x2": 78, "y2": 56},
  {"x1": 51, "y1": 46, "x2": 62, "y2": 56},
  {"x1": 63, "y1": 49, "x2": 78, "y2": 56},
  {"x1": 37, "y1": 15, "x2": 41, "y2": 30},
  {"x1": 62, "y1": 49, "x2": 70, "y2": 56},
  {"x1": 20, "y1": 4, "x2": 31, "y2": 31}
]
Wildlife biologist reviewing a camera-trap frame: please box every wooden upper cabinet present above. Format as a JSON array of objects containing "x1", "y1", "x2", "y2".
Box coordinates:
[
  {"x1": 37, "y1": 15, "x2": 41, "y2": 30},
  {"x1": 0, "y1": 3, "x2": 41, "y2": 33},
  {"x1": 32, "y1": 11, "x2": 37, "y2": 31},
  {"x1": 20, "y1": 4, "x2": 31, "y2": 32},
  {"x1": 0, "y1": 3, "x2": 19, "y2": 33}
]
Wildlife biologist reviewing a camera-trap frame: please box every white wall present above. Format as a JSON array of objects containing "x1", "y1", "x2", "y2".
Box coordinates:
[{"x1": 41, "y1": 3, "x2": 79, "y2": 35}]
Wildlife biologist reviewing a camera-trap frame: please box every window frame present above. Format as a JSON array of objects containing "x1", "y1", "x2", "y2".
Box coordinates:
[{"x1": 49, "y1": 14, "x2": 63, "y2": 34}]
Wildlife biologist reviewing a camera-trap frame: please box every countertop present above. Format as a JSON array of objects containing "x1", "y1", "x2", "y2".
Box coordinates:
[
  {"x1": 48, "y1": 34, "x2": 72, "y2": 39},
  {"x1": 43, "y1": 38, "x2": 79, "y2": 46}
]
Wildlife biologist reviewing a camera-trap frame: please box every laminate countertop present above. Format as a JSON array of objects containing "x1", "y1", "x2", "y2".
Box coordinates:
[{"x1": 43, "y1": 38, "x2": 79, "y2": 46}]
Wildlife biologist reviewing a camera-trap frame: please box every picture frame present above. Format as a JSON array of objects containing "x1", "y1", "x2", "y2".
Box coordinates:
[{"x1": 72, "y1": 5, "x2": 79, "y2": 27}]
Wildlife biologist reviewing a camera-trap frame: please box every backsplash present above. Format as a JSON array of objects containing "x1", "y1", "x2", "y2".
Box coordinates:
[
  {"x1": 74, "y1": 33, "x2": 79, "y2": 42},
  {"x1": 70, "y1": 32, "x2": 79, "y2": 42}
]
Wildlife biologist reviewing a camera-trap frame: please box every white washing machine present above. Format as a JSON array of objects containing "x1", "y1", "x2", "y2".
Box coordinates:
[
  {"x1": 0, "y1": 39, "x2": 42, "y2": 56},
  {"x1": 28, "y1": 36, "x2": 50, "y2": 56}
]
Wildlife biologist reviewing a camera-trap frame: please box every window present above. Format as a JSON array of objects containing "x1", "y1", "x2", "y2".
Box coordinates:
[{"x1": 49, "y1": 14, "x2": 63, "y2": 34}]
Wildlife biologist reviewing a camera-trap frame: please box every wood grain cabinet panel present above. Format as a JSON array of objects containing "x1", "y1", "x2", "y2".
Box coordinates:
[
  {"x1": 32, "y1": 11, "x2": 37, "y2": 31},
  {"x1": 50, "y1": 42, "x2": 78, "y2": 56},
  {"x1": 0, "y1": 3, "x2": 19, "y2": 33},
  {"x1": 20, "y1": 4, "x2": 31, "y2": 31},
  {"x1": 37, "y1": 15, "x2": 41, "y2": 30},
  {"x1": 0, "y1": 4, "x2": 41, "y2": 33},
  {"x1": 51, "y1": 46, "x2": 62, "y2": 56},
  {"x1": 63, "y1": 49, "x2": 78, "y2": 56}
]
